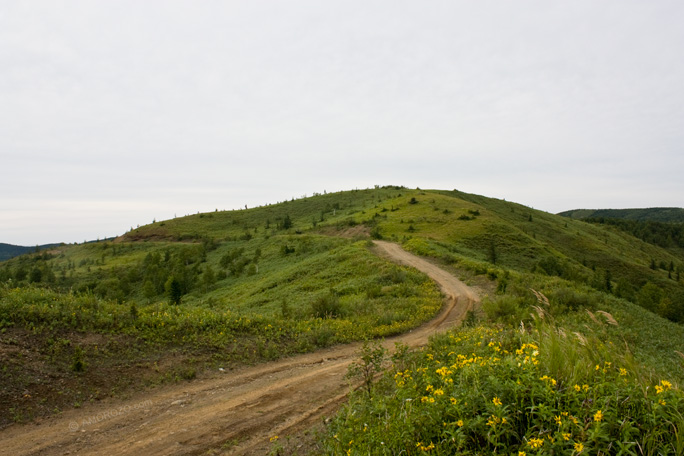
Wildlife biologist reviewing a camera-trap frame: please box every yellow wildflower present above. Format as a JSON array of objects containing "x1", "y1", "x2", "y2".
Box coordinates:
[
  {"x1": 594, "y1": 410, "x2": 603, "y2": 422},
  {"x1": 456, "y1": 419, "x2": 464, "y2": 427},
  {"x1": 527, "y1": 437, "x2": 544, "y2": 449},
  {"x1": 574, "y1": 442, "x2": 584, "y2": 453},
  {"x1": 492, "y1": 397, "x2": 502, "y2": 406},
  {"x1": 574, "y1": 384, "x2": 581, "y2": 392}
]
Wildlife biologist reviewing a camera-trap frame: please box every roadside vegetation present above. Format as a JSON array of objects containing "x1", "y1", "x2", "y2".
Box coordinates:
[{"x1": 323, "y1": 281, "x2": 684, "y2": 454}]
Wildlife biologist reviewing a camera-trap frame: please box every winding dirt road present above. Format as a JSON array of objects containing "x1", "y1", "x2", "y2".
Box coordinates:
[{"x1": 0, "y1": 241, "x2": 479, "y2": 455}]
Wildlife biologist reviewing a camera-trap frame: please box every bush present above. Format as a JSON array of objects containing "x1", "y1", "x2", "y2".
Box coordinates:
[
  {"x1": 311, "y1": 291, "x2": 342, "y2": 318},
  {"x1": 482, "y1": 295, "x2": 530, "y2": 324}
]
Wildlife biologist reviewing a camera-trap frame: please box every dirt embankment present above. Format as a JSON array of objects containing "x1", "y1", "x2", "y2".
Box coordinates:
[{"x1": 0, "y1": 241, "x2": 480, "y2": 455}]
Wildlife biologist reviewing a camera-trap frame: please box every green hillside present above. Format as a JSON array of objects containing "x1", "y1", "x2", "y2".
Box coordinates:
[
  {"x1": 559, "y1": 207, "x2": 684, "y2": 223},
  {"x1": 2, "y1": 186, "x2": 684, "y2": 449},
  {"x1": 559, "y1": 207, "x2": 684, "y2": 258}
]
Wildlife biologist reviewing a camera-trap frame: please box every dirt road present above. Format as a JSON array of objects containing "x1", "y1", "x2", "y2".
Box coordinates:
[{"x1": 0, "y1": 241, "x2": 479, "y2": 455}]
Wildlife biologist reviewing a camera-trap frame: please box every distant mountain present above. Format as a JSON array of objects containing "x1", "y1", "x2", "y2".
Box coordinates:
[
  {"x1": 558, "y1": 207, "x2": 684, "y2": 223},
  {"x1": 0, "y1": 243, "x2": 60, "y2": 262},
  {"x1": 558, "y1": 208, "x2": 684, "y2": 254}
]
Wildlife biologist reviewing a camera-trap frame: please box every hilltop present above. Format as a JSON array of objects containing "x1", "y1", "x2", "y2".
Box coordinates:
[{"x1": 2, "y1": 186, "x2": 684, "y2": 453}]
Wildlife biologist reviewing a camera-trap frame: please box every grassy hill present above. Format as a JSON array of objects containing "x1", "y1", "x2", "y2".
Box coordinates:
[
  {"x1": 2, "y1": 186, "x2": 684, "y2": 450},
  {"x1": 559, "y1": 207, "x2": 684, "y2": 223}
]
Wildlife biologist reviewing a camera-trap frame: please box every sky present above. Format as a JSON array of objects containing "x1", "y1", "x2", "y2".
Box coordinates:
[{"x1": 2, "y1": 1, "x2": 683, "y2": 246}]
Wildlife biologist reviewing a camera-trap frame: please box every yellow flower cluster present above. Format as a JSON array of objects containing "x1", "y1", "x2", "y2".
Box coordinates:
[
  {"x1": 415, "y1": 441, "x2": 435, "y2": 451},
  {"x1": 516, "y1": 342, "x2": 540, "y2": 367},
  {"x1": 593, "y1": 410, "x2": 604, "y2": 422},
  {"x1": 486, "y1": 415, "x2": 507, "y2": 427},
  {"x1": 527, "y1": 437, "x2": 544, "y2": 449},
  {"x1": 393, "y1": 369, "x2": 412, "y2": 387},
  {"x1": 655, "y1": 379, "x2": 673, "y2": 394},
  {"x1": 540, "y1": 375, "x2": 557, "y2": 387}
]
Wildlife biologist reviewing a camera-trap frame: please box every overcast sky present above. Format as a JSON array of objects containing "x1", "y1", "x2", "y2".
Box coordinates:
[{"x1": 2, "y1": 1, "x2": 683, "y2": 246}]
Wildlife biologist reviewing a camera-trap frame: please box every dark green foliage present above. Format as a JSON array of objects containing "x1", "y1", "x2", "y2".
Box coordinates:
[
  {"x1": 219, "y1": 248, "x2": 250, "y2": 276},
  {"x1": 280, "y1": 298, "x2": 292, "y2": 318},
  {"x1": 462, "y1": 309, "x2": 478, "y2": 327},
  {"x1": 560, "y1": 207, "x2": 684, "y2": 223},
  {"x1": 165, "y1": 276, "x2": 182, "y2": 305},
  {"x1": 14, "y1": 266, "x2": 28, "y2": 282},
  {"x1": 280, "y1": 214, "x2": 293, "y2": 230},
  {"x1": 142, "y1": 279, "x2": 156, "y2": 301},
  {"x1": 202, "y1": 266, "x2": 216, "y2": 289},
  {"x1": 29, "y1": 267, "x2": 42, "y2": 283},
  {"x1": 129, "y1": 302, "x2": 138, "y2": 320},
  {"x1": 584, "y1": 217, "x2": 684, "y2": 251},
  {"x1": 488, "y1": 241, "x2": 497, "y2": 264},
  {"x1": 71, "y1": 347, "x2": 86, "y2": 373}
]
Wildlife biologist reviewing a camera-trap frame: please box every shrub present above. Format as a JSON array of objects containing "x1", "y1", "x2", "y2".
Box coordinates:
[
  {"x1": 311, "y1": 291, "x2": 342, "y2": 318},
  {"x1": 482, "y1": 295, "x2": 530, "y2": 324}
]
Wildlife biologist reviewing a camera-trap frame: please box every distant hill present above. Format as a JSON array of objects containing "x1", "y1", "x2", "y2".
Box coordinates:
[
  {"x1": 558, "y1": 208, "x2": 684, "y2": 253},
  {"x1": 558, "y1": 207, "x2": 684, "y2": 223},
  {"x1": 0, "y1": 243, "x2": 60, "y2": 262}
]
